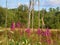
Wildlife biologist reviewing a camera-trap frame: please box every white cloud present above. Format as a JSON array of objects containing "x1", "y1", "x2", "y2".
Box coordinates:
[
  {"x1": 18, "y1": 3, "x2": 21, "y2": 6},
  {"x1": 18, "y1": 0, "x2": 29, "y2": 7},
  {"x1": 49, "y1": 0, "x2": 60, "y2": 5},
  {"x1": 41, "y1": 0, "x2": 60, "y2": 7}
]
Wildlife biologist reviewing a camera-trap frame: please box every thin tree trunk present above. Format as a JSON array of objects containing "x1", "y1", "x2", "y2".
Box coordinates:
[
  {"x1": 28, "y1": 0, "x2": 31, "y2": 28},
  {"x1": 32, "y1": 0, "x2": 34, "y2": 31},
  {"x1": 38, "y1": 0, "x2": 40, "y2": 28},
  {"x1": 5, "y1": 0, "x2": 7, "y2": 28}
]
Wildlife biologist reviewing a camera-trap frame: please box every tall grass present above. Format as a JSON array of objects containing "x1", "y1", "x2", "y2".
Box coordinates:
[{"x1": 0, "y1": 29, "x2": 59, "y2": 45}]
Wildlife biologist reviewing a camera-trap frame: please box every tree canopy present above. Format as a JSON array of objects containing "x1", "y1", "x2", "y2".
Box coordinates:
[{"x1": 0, "y1": 5, "x2": 60, "y2": 29}]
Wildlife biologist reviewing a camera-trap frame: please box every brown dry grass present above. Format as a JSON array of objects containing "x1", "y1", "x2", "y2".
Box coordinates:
[{"x1": 0, "y1": 28, "x2": 60, "y2": 32}]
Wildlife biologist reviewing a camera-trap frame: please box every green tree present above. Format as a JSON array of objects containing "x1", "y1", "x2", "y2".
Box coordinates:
[
  {"x1": 16, "y1": 5, "x2": 29, "y2": 27},
  {"x1": 0, "y1": 7, "x2": 6, "y2": 27}
]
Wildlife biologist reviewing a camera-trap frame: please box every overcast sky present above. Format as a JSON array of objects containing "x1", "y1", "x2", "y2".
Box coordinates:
[{"x1": 0, "y1": 0, "x2": 60, "y2": 10}]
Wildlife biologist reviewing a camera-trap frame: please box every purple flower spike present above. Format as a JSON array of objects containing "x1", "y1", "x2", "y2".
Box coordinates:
[
  {"x1": 36, "y1": 28, "x2": 41, "y2": 36},
  {"x1": 45, "y1": 28, "x2": 51, "y2": 36},
  {"x1": 25, "y1": 28, "x2": 31, "y2": 37},
  {"x1": 41, "y1": 30, "x2": 45, "y2": 36},
  {"x1": 11, "y1": 22, "x2": 15, "y2": 31},
  {"x1": 16, "y1": 21, "x2": 20, "y2": 28},
  {"x1": 25, "y1": 28, "x2": 30, "y2": 33},
  {"x1": 45, "y1": 28, "x2": 51, "y2": 44}
]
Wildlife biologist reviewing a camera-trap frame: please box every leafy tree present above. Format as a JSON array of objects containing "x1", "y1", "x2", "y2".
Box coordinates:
[
  {"x1": 0, "y1": 7, "x2": 6, "y2": 27},
  {"x1": 16, "y1": 5, "x2": 29, "y2": 27}
]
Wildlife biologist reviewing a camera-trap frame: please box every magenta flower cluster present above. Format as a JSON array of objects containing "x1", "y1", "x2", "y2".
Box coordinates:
[
  {"x1": 25, "y1": 28, "x2": 30, "y2": 33},
  {"x1": 16, "y1": 21, "x2": 21, "y2": 28},
  {"x1": 36, "y1": 28, "x2": 51, "y2": 44},
  {"x1": 11, "y1": 22, "x2": 15, "y2": 31},
  {"x1": 10, "y1": 22, "x2": 51, "y2": 44},
  {"x1": 36, "y1": 28, "x2": 41, "y2": 36},
  {"x1": 45, "y1": 28, "x2": 51, "y2": 44},
  {"x1": 11, "y1": 21, "x2": 21, "y2": 31}
]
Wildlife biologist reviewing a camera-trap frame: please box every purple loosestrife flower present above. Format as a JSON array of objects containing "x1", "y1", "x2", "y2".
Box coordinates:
[
  {"x1": 25, "y1": 28, "x2": 31, "y2": 37},
  {"x1": 45, "y1": 28, "x2": 51, "y2": 44},
  {"x1": 25, "y1": 28, "x2": 30, "y2": 33},
  {"x1": 36, "y1": 28, "x2": 41, "y2": 36},
  {"x1": 41, "y1": 30, "x2": 45, "y2": 36},
  {"x1": 45, "y1": 28, "x2": 51, "y2": 37},
  {"x1": 16, "y1": 21, "x2": 20, "y2": 28},
  {"x1": 11, "y1": 22, "x2": 15, "y2": 31}
]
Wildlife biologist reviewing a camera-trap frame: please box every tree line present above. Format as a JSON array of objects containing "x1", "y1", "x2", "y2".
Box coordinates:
[{"x1": 0, "y1": 5, "x2": 60, "y2": 29}]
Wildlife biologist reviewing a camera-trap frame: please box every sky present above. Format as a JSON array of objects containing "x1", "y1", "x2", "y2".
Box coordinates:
[{"x1": 0, "y1": 0, "x2": 60, "y2": 10}]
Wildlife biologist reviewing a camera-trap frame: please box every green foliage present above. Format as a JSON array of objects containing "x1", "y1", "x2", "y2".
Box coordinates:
[
  {"x1": 0, "y1": 7, "x2": 6, "y2": 27},
  {"x1": 0, "y1": 6, "x2": 60, "y2": 28}
]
